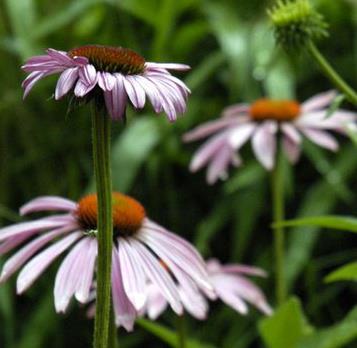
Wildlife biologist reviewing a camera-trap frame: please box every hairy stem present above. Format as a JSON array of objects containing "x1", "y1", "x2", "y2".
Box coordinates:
[{"x1": 92, "y1": 106, "x2": 113, "y2": 348}]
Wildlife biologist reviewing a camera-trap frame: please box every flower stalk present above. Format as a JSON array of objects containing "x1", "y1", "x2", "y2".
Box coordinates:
[
  {"x1": 92, "y1": 105, "x2": 113, "y2": 348},
  {"x1": 177, "y1": 315, "x2": 187, "y2": 348},
  {"x1": 271, "y1": 140, "x2": 286, "y2": 305},
  {"x1": 307, "y1": 41, "x2": 357, "y2": 106}
]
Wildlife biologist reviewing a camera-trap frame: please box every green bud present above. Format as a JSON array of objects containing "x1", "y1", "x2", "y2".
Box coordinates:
[{"x1": 268, "y1": 0, "x2": 328, "y2": 50}]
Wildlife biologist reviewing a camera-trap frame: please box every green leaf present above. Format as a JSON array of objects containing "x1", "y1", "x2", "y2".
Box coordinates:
[
  {"x1": 297, "y1": 306, "x2": 357, "y2": 348},
  {"x1": 325, "y1": 261, "x2": 357, "y2": 283},
  {"x1": 259, "y1": 297, "x2": 313, "y2": 348},
  {"x1": 274, "y1": 216, "x2": 357, "y2": 233},
  {"x1": 137, "y1": 319, "x2": 215, "y2": 348},
  {"x1": 111, "y1": 116, "x2": 162, "y2": 192}
]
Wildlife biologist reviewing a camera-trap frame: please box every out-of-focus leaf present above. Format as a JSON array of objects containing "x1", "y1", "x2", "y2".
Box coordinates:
[
  {"x1": 224, "y1": 162, "x2": 266, "y2": 194},
  {"x1": 137, "y1": 319, "x2": 215, "y2": 348},
  {"x1": 325, "y1": 94, "x2": 345, "y2": 119},
  {"x1": 5, "y1": 0, "x2": 37, "y2": 57},
  {"x1": 111, "y1": 116, "x2": 162, "y2": 192},
  {"x1": 275, "y1": 216, "x2": 357, "y2": 233},
  {"x1": 285, "y1": 146, "x2": 357, "y2": 289},
  {"x1": 297, "y1": 306, "x2": 357, "y2": 348},
  {"x1": 32, "y1": 0, "x2": 103, "y2": 39},
  {"x1": 117, "y1": 0, "x2": 159, "y2": 26},
  {"x1": 259, "y1": 297, "x2": 313, "y2": 348},
  {"x1": 325, "y1": 261, "x2": 357, "y2": 283}
]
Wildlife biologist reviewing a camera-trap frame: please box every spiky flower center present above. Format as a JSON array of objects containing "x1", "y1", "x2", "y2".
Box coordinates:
[
  {"x1": 68, "y1": 45, "x2": 146, "y2": 74},
  {"x1": 75, "y1": 192, "x2": 146, "y2": 237},
  {"x1": 249, "y1": 99, "x2": 301, "y2": 122}
]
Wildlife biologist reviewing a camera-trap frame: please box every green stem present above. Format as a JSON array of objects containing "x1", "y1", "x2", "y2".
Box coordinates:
[
  {"x1": 108, "y1": 308, "x2": 119, "y2": 348},
  {"x1": 177, "y1": 315, "x2": 187, "y2": 348},
  {"x1": 308, "y1": 41, "x2": 357, "y2": 106},
  {"x1": 271, "y1": 143, "x2": 286, "y2": 305},
  {"x1": 92, "y1": 106, "x2": 113, "y2": 348}
]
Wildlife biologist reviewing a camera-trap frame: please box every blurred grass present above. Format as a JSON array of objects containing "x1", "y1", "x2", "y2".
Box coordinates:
[{"x1": 0, "y1": 0, "x2": 356, "y2": 347}]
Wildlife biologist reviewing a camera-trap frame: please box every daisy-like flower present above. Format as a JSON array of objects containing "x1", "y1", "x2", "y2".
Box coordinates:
[
  {"x1": 22, "y1": 45, "x2": 190, "y2": 121},
  {"x1": 0, "y1": 192, "x2": 213, "y2": 331},
  {"x1": 183, "y1": 91, "x2": 356, "y2": 184},
  {"x1": 144, "y1": 258, "x2": 272, "y2": 320}
]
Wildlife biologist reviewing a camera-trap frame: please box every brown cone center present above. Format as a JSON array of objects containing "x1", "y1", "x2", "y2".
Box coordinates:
[{"x1": 75, "y1": 192, "x2": 146, "y2": 237}]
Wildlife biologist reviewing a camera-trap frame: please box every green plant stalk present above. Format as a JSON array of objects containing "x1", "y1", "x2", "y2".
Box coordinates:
[
  {"x1": 108, "y1": 308, "x2": 119, "y2": 348},
  {"x1": 308, "y1": 41, "x2": 357, "y2": 106},
  {"x1": 271, "y1": 141, "x2": 286, "y2": 305},
  {"x1": 177, "y1": 315, "x2": 187, "y2": 348},
  {"x1": 92, "y1": 106, "x2": 113, "y2": 348}
]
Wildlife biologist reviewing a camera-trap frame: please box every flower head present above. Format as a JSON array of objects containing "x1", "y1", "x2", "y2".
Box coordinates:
[
  {"x1": 144, "y1": 258, "x2": 272, "y2": 319},
  {"x1": 183, "y1": 91, "x2": 356, "y2": 184},
  {"x1": 268, "y1": 0, "x2": 328, "y2": 50},
  {"x1": 0, "y1": 192, "x2": 212, "y2": 331},
  {"x1": 22, "y1": 45, "x2": 190, "y2": 122}
]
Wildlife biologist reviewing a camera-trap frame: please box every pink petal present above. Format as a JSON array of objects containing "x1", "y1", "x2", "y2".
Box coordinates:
[
  {"x1": 206, "y1": 145, "x2": 235, "y2": 184},
  {"x1": 20, "y1": 196, "x2": 77, "y2": 216},
  {"x1": 221, "y1": 104, "x2": 250, "y2": 118},
  {"x1": 112, "y1": 248, "x2": 136, "y2": 331},
  {"x1": 0, "y1": 226, "x2": 73, "y2": 283},
  {"x1": 301, "y1": 90, "x2": 337, "y2": 112},
  {"x1": 0, "y1": 235, "x2": 30, "y2": 256},
  {"x1": 228, "y1": 123, "x2": 256, "y2": 149},
  {"x1": 22, "y1": 71, "x2": 47, "y2": 99},
  {"x1": 0, "y1": 218, "x2": 70, "y2": 242},
  {"x1": 124, "y1": 76, "x2": 146, "y2": 109},
  {"x1": 118, "y1": 239, "x2": 147, "y2": 310},
  {"x1": 146, "y1": 284, "x2": 168, "y2": 320},
  {"x1": 75, "y1": 238, "x2": 97, "y2": 303},
  {"x1": 16, "y1": 232, "x2": 81, "y2": 294},
  {"x1": 54, "y1": 237, "x2": 91, "y2": 312},
  {"x1": 74, "y1": 65, "x2": 98, "y2": 97},
  {"x1": 281, "y1": 123, "x2": 301, "y2": 144},
  {"x1": 251, "y1": 121, "x2": 277, "y2": 170},
  {"x1": 55, "y1": 68, "x2": 79, "y2": 100},
  {"x1": 98, "y1": 72, "x2": 116, "y2": 91},
  {"x1": 145, "y1": 62, "x2": 191, "y2": 71},
  {"x1": 301, "y1": 128, "x2": 339, "y2": 151},
  {"x1": 221, "y1": 264, "x2": 268, "y2": 277},
  {"x1": 283, "y1": 135, "x2": 301, "y2": 164},
  {"x1": 46, "y1": 48, "x2": 74, "y2": 66},
  {"x1": 104, "y1": 74, "x2": 127, "y2": 120},
  {"x1": 128, "y1": 239, "x2": 183, "y2": 315}
]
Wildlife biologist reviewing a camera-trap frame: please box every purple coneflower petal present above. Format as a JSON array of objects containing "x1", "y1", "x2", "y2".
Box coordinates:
[
  {"x1": 22, "y1": 71, "x2": 47, "y2": 99},
  {"x1": 301, "y1": 90, "x2": 337, "y2": 112},
  {"x1": 47, "y1": 48, "x2": 74, "y2": 66},
  {"x1": 220, "y1": 264, "x2": 267, "y2": 277},
  {"x1": 228, "y1": 123, "x2": 256, "y2": 149},
  {"x1": 112, "y1": 249, "x2": 136, "y2": 331},
  {"x1": 252, "y1": 121, "x2": 277, "y2": 170},
  {"x1": 98, "y1": 72, "x2": 116, "y2": 91},
  {"x1": 74, "y1": 65, "x2": 97, "y2": 97},
  {"x1": 221, "y1": 103, "x2": 250, "y2": 118},
  {"x1": 301, "y1": 128, "x2": 339, "y2": 151},
  {"x1": 129, "y1": 239, "x2": 183, "y2": 315},
  {"x1": 283, "y1": 135, "x2": 301, "y2": 164},
  {"x1": 0, "y1": 226, "x2": 73, "y2": 283},
  {"x1": 123, "y1": 77, "x2": 146, "y2": 109},
  {"x1": 146, "y1": 284, "x2": 168, "y2": 320},
  {"x1": 54, "y1": 237, "x2": 91, "y2": 312},
  {"x1": 16, "y1": 232, "x2": 81, "y2": 294},
  {"x1": 20, "y1": 196, "x2": 77, "y2": 216},
  {"x1": 55, "y1": 68, "x2": 79, "y2": 100},
  {"x1": 145, "y1": 62, "x2": 190, "y2": 71},
  {"x1": 75, "y1": 238, "x2": 97, "y2": 303},
  {"x1": 118, "y1": 239, "x2": 147, "y2": 310},
  {"x1": 104, "y1": 74, "x2": 127, "y2": 120},
  {"x1": 206, "y1": 145, "x2": 234, "y2": 184}
]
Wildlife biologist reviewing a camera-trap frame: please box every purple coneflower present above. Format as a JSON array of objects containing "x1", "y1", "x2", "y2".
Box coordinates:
[
  {"x1": 143, "y1": 258, "x2": 272, "y2": 320},
  {"x1": 0, "y1": 193, "x2": 213, "y2": 331},
  {"x1": 22, "y1": 45, "x2": 190, "y2": 121},
  {"x1": 183, "y1": 91, "x2": 356, "y2": 183}
]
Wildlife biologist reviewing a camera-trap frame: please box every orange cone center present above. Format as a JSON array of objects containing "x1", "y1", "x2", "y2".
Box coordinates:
[{"x1": 249, "y1": 99, "x2": 301, "y2": 121}]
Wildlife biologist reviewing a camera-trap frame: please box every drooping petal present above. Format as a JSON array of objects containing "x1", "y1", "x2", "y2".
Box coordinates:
[
  {"x1": 54, "y1": 237, "x2": 91, "y2": 313},
  {"x1": 104, "y1": 74, "x2": 127, "y2": 120},
  {"x1": 74, "y1": 65, "x2": 98, "y2": 97},
  {"x1": 22, "y1": 71, "x2": 47, "y2": 99},
  {"x1": 16, "y1": 232, "x2": 81, "y2": 294},
  {"x1": 47, "y1": 49, "x2": 75, "y2": 66},
  {"x1": 301, "y1": 128, "x2": 339, "y2": 151},
  {"x1": 0, "y1": 235, "x2": 29, "y2": 256},
  {"x1": 128, "y1": 239, "x2": 183, "y2": 315},
  {"x1": 20, "y1": 196, "x2": 77, "y2": 216},
  {"x1": 123, "y1": 76, "x2": 146, "y2": 109},
  {"x1": 75, "y1": 238, "x2": 97, "y2": 303},
  {"x1": 97, "y1": 72, "x2": 116, "y2": 91},
  {"x1": 0, "y1": 226, "x2": 73, "y2": 283},
  {"x1": 55, "y1": 68, "x2": 79, "y2": 100},
  {"x1": 111, "y1": 248, "x2": 136, "y2": 331},
  {"x1": 228, "y1": 123, "x2": 256, "y2": 149},
  {"x1": 206, "y1": 145, "x2": 235, "y2": 184},
  {"x1": 118, "y1": 239, "x2": 147, "y2": 310},
  {"x1": 145, "y1": 284, "x2": 168, "y2": 320},
  {"x1": 283, "y1": 134, "x2": 301, "y2": 164},
  {"x1": 145, "y1": 62, "x2": 190, "y2": 71},
  {"x1": 221, "y1": 104, "x2": 250, "y2": 118},
  {"x1": 251, "y1": 121, "x2": 277, "y2": 170},
  {"x1": 301, "y1": 90, "x2": 337, "y2": 112}
]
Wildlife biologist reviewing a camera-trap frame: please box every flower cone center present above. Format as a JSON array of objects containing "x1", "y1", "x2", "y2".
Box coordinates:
[
  {"x1": 249, "y1": 99, "x2": 301, "y2": 122},
  {"x1": 68, "y1": 45, "x2": 145, "y2": 74},
  {"x1": 76, "y1": 192, "x2": 146, "y2": 237}
]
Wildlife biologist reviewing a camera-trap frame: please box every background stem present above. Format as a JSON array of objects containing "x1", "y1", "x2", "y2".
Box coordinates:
[
  {"x1": 92, "y1": 106, "x2": 113, "y2": 348},
  {"x1": 271, "y1": 142, "x2": 286, "y2": 305},
  {"x1": 177, "y1": 315, "x2": 187, "y2": 348},
  {"x1": 308, "y1": 41, "x2": 357, "y2": 105}
]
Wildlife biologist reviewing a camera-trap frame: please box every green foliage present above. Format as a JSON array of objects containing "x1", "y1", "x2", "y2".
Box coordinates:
[{"x1": 325, "y1": 261, "x2": 357, "y2": 283}]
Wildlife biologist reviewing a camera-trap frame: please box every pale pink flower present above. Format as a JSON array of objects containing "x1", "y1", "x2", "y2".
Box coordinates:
[
  {"x1": 22, "y1": 45, "x2": 190, "y2": 122},
  {"x1": 0, "y1": 193, "x2": 212, "y2": 331},
  {"x1": 183, "y1": 91, "x2": 356, "y2": 184},
  {"x1": 143, "y1": 258, "x2": 272, "y2": 320}
]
